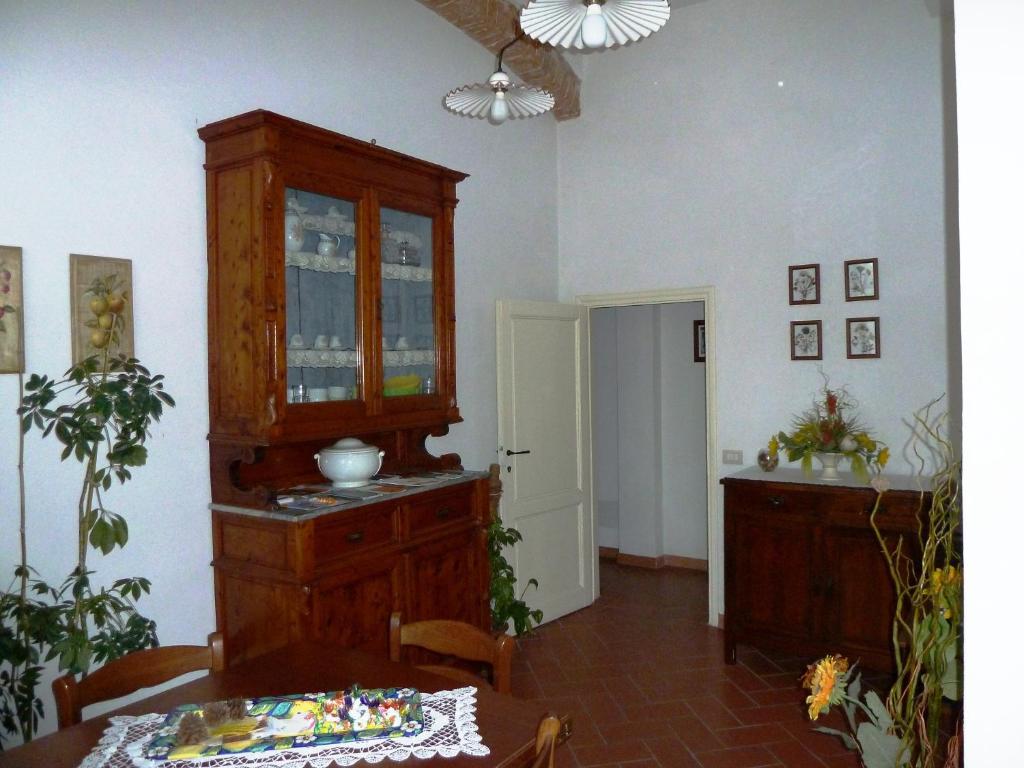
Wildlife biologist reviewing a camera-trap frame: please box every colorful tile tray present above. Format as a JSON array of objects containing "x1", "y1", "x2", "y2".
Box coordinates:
[{"x1": 143, "y1": 686, "x2": 423, "y2": 761}]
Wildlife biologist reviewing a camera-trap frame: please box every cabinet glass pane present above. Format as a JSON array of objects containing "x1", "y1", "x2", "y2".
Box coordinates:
[
  {"x1": 380, "y1": 206, "x2": 434, "y2": 397},
  {"x1": 284, "y1": 188, "x2": 359, "y2": 405}
]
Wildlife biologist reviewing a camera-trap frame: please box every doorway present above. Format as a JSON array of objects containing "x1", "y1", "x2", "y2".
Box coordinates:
[{"x1": 578, "y1": 288, "x2": 721, "y2": 626}]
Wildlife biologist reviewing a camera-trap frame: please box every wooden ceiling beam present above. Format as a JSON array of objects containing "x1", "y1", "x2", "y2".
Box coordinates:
[{"x1": 415, "y1": 0, "x2": 581, "y2": 120}]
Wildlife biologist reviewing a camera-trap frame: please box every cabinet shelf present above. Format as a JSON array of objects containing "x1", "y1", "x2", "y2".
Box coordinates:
[
  {"x1": 287, "y1": 349, "x2": 435, "y2": 368},
  {"x1": 284, "y1": 252, "x2": 432, "y2": 282}
]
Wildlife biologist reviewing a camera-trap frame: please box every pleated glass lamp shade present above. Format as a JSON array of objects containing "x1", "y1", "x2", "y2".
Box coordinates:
[
  {"x1": 444, "y1": 71, "x2": 555, "y2": 125},
  {"x1": 520, "y1": 0, "x2": 671, "y2": 50}
]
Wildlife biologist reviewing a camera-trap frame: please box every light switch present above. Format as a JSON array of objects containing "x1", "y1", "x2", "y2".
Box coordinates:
[{"x1": 722, "y1": 449, "x2": 744, "y2": 465}]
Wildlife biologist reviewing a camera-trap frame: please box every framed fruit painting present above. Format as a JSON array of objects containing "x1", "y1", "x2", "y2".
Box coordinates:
[
  {"x1": 0, "y1": 245, "x2": 25, "y2": 374},
  {"x1": 69, "y1": 254, "x2": 134, "y2": 365}
]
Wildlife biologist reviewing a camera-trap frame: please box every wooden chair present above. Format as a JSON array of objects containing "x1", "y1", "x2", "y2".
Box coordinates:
[
  {"x1": 51, "y1": 632, "x2": 224, "y2": 729},
  {"x1": 531, "y1": 713, "x2": 561, "y2": 768},
  {"x1": 389, "y1": 612, "x2": 514, "y2": 695}
]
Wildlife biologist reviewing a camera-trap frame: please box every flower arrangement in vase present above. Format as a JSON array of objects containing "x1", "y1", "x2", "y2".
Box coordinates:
[{"x1": 766, "y1": 378, "x2": 888, "y2": 482}]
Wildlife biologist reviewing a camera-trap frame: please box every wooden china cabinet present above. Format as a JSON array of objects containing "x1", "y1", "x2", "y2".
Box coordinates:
[
  {"x1": 198, "y1": 110, "x2": 491, "y2": 665},
  {"x1": 722, "y1": 467, "x2": 931, "y2": 672}
]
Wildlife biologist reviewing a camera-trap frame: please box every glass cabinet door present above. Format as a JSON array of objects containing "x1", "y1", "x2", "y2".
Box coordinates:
[
  {"x1": 379, "y1": 206, "x2": 435, "y2": 398},
  {"x1": 283, "y1": 187, "x2": 359, "y2": 406}
]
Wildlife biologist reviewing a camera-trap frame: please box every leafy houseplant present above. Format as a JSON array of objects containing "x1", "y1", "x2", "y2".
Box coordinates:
[
  {"x1": 487, "y1": 521, "x2": 542, "y2": 635},
  {"x1": 767, "y1": 378, "x2": 889, "y2": 482},
  {"x1": 1, "y1": 279, "x2": 174, "y2": 747},
  {"x1": 801, "y1": 402, "x2": 961, "y2": 768}
]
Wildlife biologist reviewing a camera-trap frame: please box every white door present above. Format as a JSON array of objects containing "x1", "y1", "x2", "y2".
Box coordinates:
[{"x1": 496, "y1": 300, "x2": 596, "y2": 625}]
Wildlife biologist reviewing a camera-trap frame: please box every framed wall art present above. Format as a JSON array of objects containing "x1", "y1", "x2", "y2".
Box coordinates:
[
  {"x1": 789, "y1": 263, "x2": 820, "y2": 305},
  {"x1": 790, "y1": 320, "x2": 822, "y2": 360},
  {"x1": 845, "y1": 258, "x2": 879, "y2": 301},
  {"x1": 847, "y1": 316, "x2": 881, "y2": 358},
  {"x1": 69, "y1": 254, "x2": 134, "y2": 365},
  {"x1": 693, "y1": 319, "x2": 706, "y2": 363},
  {"x1": 0, "y1": 245, "x2": 25, "y2": 374}
]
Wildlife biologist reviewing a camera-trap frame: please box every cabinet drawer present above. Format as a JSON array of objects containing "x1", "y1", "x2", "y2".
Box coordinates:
[
  {"x1": 725, "y1": 482, "x2": 821, "y2": 517},
  {"x1": 314, "y1": 506, "x2": 398, "y2": 563},
  {"x1": 826, "y1": 489, "x2": 923, "y2": 532},
  {"x1": 407, "y1": 490, "x2": 473, "y2": 537}
]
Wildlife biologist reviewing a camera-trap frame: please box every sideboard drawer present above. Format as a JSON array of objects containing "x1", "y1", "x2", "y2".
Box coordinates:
[
  {"x1": 725, "y1": 482, "x2": 822, "y2": 516},
  {"x1": 313, "y1": 506, "x2": 398, "y2": 563},
  {"x1": 407, "y1": 490, "x2": 473, "y2": 538}
]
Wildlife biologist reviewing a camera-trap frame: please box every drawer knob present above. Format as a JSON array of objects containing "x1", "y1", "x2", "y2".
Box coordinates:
[
  {"x1": 346, "y1": 531, "x2": 364, "y2": 543},
  {"x1": 436, "y1": 507, "x2": 452, "y2": 519},
  {"x1": 767, "y1": 496, "x2": 784, "y2": 508}
]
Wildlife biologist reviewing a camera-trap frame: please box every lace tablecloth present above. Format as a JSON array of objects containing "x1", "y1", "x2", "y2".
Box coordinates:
[{"x1": 78, "y1": 687, "x2": 488, "y2": 768}]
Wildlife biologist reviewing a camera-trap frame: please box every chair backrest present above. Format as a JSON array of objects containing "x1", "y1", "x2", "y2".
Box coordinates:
[
  {"x1": 51, "y1": 632, "x2": 224, "y2": 729},
  {"x1": 389, "y1": 612, "x2": 514, "y2": 694},
  {"x1": 531, "y1": 714, "x2": 561, "y2": 768}
]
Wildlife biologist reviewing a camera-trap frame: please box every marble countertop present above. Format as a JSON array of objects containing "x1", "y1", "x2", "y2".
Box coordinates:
[
  {"x1": 721, "y1": 465, "x2": 932, "y2": 493},
  {"x1": 210, "y1": 469, "x2": 488, "y2": 523}
]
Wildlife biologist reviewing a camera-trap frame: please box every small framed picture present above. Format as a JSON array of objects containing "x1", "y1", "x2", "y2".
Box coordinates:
[
  {"x1": 69, "y1": 254, "x2": 134, "y2": 366},
  {"x1": 693, "y1": 319, "x2": 705, "y2": 363},
  {"x1": 845, "y1": 258, "x2": 879, "y2": 301},
  {"x1": 0, "y1": 245, "x2": 25, "y2": 374},
  {"x1": 789, "y1": 263, "x2": 820, "y2": 305},
  {"x1": 847, "y1": 317, "x2": 880, "y2": 358},
  {"x1": 790, "y1": 320, "x2": 822, "y2": 360}
]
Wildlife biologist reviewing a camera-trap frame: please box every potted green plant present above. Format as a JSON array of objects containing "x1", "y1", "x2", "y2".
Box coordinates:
[
  {"x1": 487, "y1": 521, "x2": 542, "y2": 635},
  {"x1": 1, "y1": 279, "x2": 173, "y2": 747}
]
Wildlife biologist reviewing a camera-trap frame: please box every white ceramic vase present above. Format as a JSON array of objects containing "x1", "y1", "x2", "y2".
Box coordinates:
[{"x1": 816, "y1": 452, "x2": 843, "y2": 481}]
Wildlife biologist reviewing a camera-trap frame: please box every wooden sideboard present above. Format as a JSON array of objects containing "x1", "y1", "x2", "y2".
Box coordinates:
[
  {"x1": 722, "y1": 467, "x2": 931, "y2": 672},
  {"x1": 212, "y1": 473, "x2": 494, "y2": 666}
]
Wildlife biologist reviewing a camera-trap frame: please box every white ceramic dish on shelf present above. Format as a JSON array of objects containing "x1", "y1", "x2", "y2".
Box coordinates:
[{"x1": 315, "y1": 437, "x2": 384, "y2": 488}]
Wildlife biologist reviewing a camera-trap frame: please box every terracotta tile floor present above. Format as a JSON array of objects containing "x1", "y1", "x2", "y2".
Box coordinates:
[{"x1": 510, "y1": 561, "x2": 862, "y2": 768}]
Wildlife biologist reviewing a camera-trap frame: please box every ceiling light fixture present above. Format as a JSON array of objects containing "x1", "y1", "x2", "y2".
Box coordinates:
[
  {"x1": 444, "y1": 34, "x2": 555, "y2": 125},
  {"x1": 519, "y1": 0, "x2": 671, "y2": 50}
]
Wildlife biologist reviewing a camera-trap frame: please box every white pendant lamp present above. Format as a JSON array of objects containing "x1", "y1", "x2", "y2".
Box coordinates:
[
  {"x1": 520, "y1": 0, "x2": 671, "y2": 50},
  {"x1": 444, "y1": 35, "x2": 555, "y2": 125}
]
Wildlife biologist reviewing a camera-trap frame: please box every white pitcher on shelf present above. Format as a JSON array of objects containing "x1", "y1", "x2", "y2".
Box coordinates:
[
  {"x1": 285, "y1": 199, "x2": 306, "y2": 253},
  {"x1": 317, "y1": 233, "x2": 341, "y2": 258}
]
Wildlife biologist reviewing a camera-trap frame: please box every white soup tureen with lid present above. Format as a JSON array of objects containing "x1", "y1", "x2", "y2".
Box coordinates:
[{"x1": 314, "y1": 437, "x2": 384, "y2": 487}]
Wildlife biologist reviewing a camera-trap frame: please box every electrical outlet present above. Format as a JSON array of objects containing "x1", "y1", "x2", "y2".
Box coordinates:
[{"x1": 722, "y1": 449, "x2": 744, "y2": 465}]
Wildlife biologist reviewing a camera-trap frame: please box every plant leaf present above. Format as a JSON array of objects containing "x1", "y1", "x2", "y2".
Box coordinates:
[
  {"x1": 864, "y1": 690, "x2": 892, "y2": 731},
  {"x1": 856, "y1": 722, "x2": 906, "y2": 768}
]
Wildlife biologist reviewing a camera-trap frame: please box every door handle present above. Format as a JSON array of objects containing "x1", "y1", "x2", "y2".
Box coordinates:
[{"x1": 505, "y1": 449, "x2": 531, "y2": 456}]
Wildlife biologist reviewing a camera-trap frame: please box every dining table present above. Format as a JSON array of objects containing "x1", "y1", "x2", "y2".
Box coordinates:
[{"x1": 0, "y1": 641, "x2": 561, "y2": 768}]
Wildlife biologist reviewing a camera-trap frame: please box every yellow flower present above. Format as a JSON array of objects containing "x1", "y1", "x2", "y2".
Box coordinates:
[
  {"x1": 929, "y1": 565, "x2": 962, "y2": 620},
  {"x1": 802, "y1": 655, "x2": 849, "y2": 720},
  {"x1": 768, "y1": 436, "x2": 779, "y2": 457},
  {"x1": 877, "y1": 447, "x2": 890, "y2": 467}
]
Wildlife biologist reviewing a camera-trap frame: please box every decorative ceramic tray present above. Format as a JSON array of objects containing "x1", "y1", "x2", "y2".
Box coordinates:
[{"x1": 143, "y1": 687, "x2": 422, "y2": 761}]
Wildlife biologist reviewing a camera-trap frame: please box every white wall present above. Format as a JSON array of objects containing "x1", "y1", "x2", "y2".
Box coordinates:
[
  {"x1": 591, "y1": 303, "x2": 707, "y2": 560},
  {"x1": 658, "y1": 302, "x2": 707, "y2": 560},
  {"x1": 558, "y1": 0, "x2": 952, "y2": 468},
  {"x1": 614, "y1": 306, "x2": 661, "y2": 557},
  {"x1": 0, "y1": 0, "x2": 560, "y2": 739},
  {"x1": 590, "y1": 307, "x2": 620, "y2": 548},
  {"x1": 557, "y1": 0, "x2": 954, "y2": 613},
  {"x1": 956, "y1": 0, "x2": 1024, "y2": 760}
]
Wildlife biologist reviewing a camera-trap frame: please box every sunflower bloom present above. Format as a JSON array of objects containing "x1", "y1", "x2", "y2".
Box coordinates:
[{"x1": 802, "y1": 655, "x2": 850, "y2": 720}]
